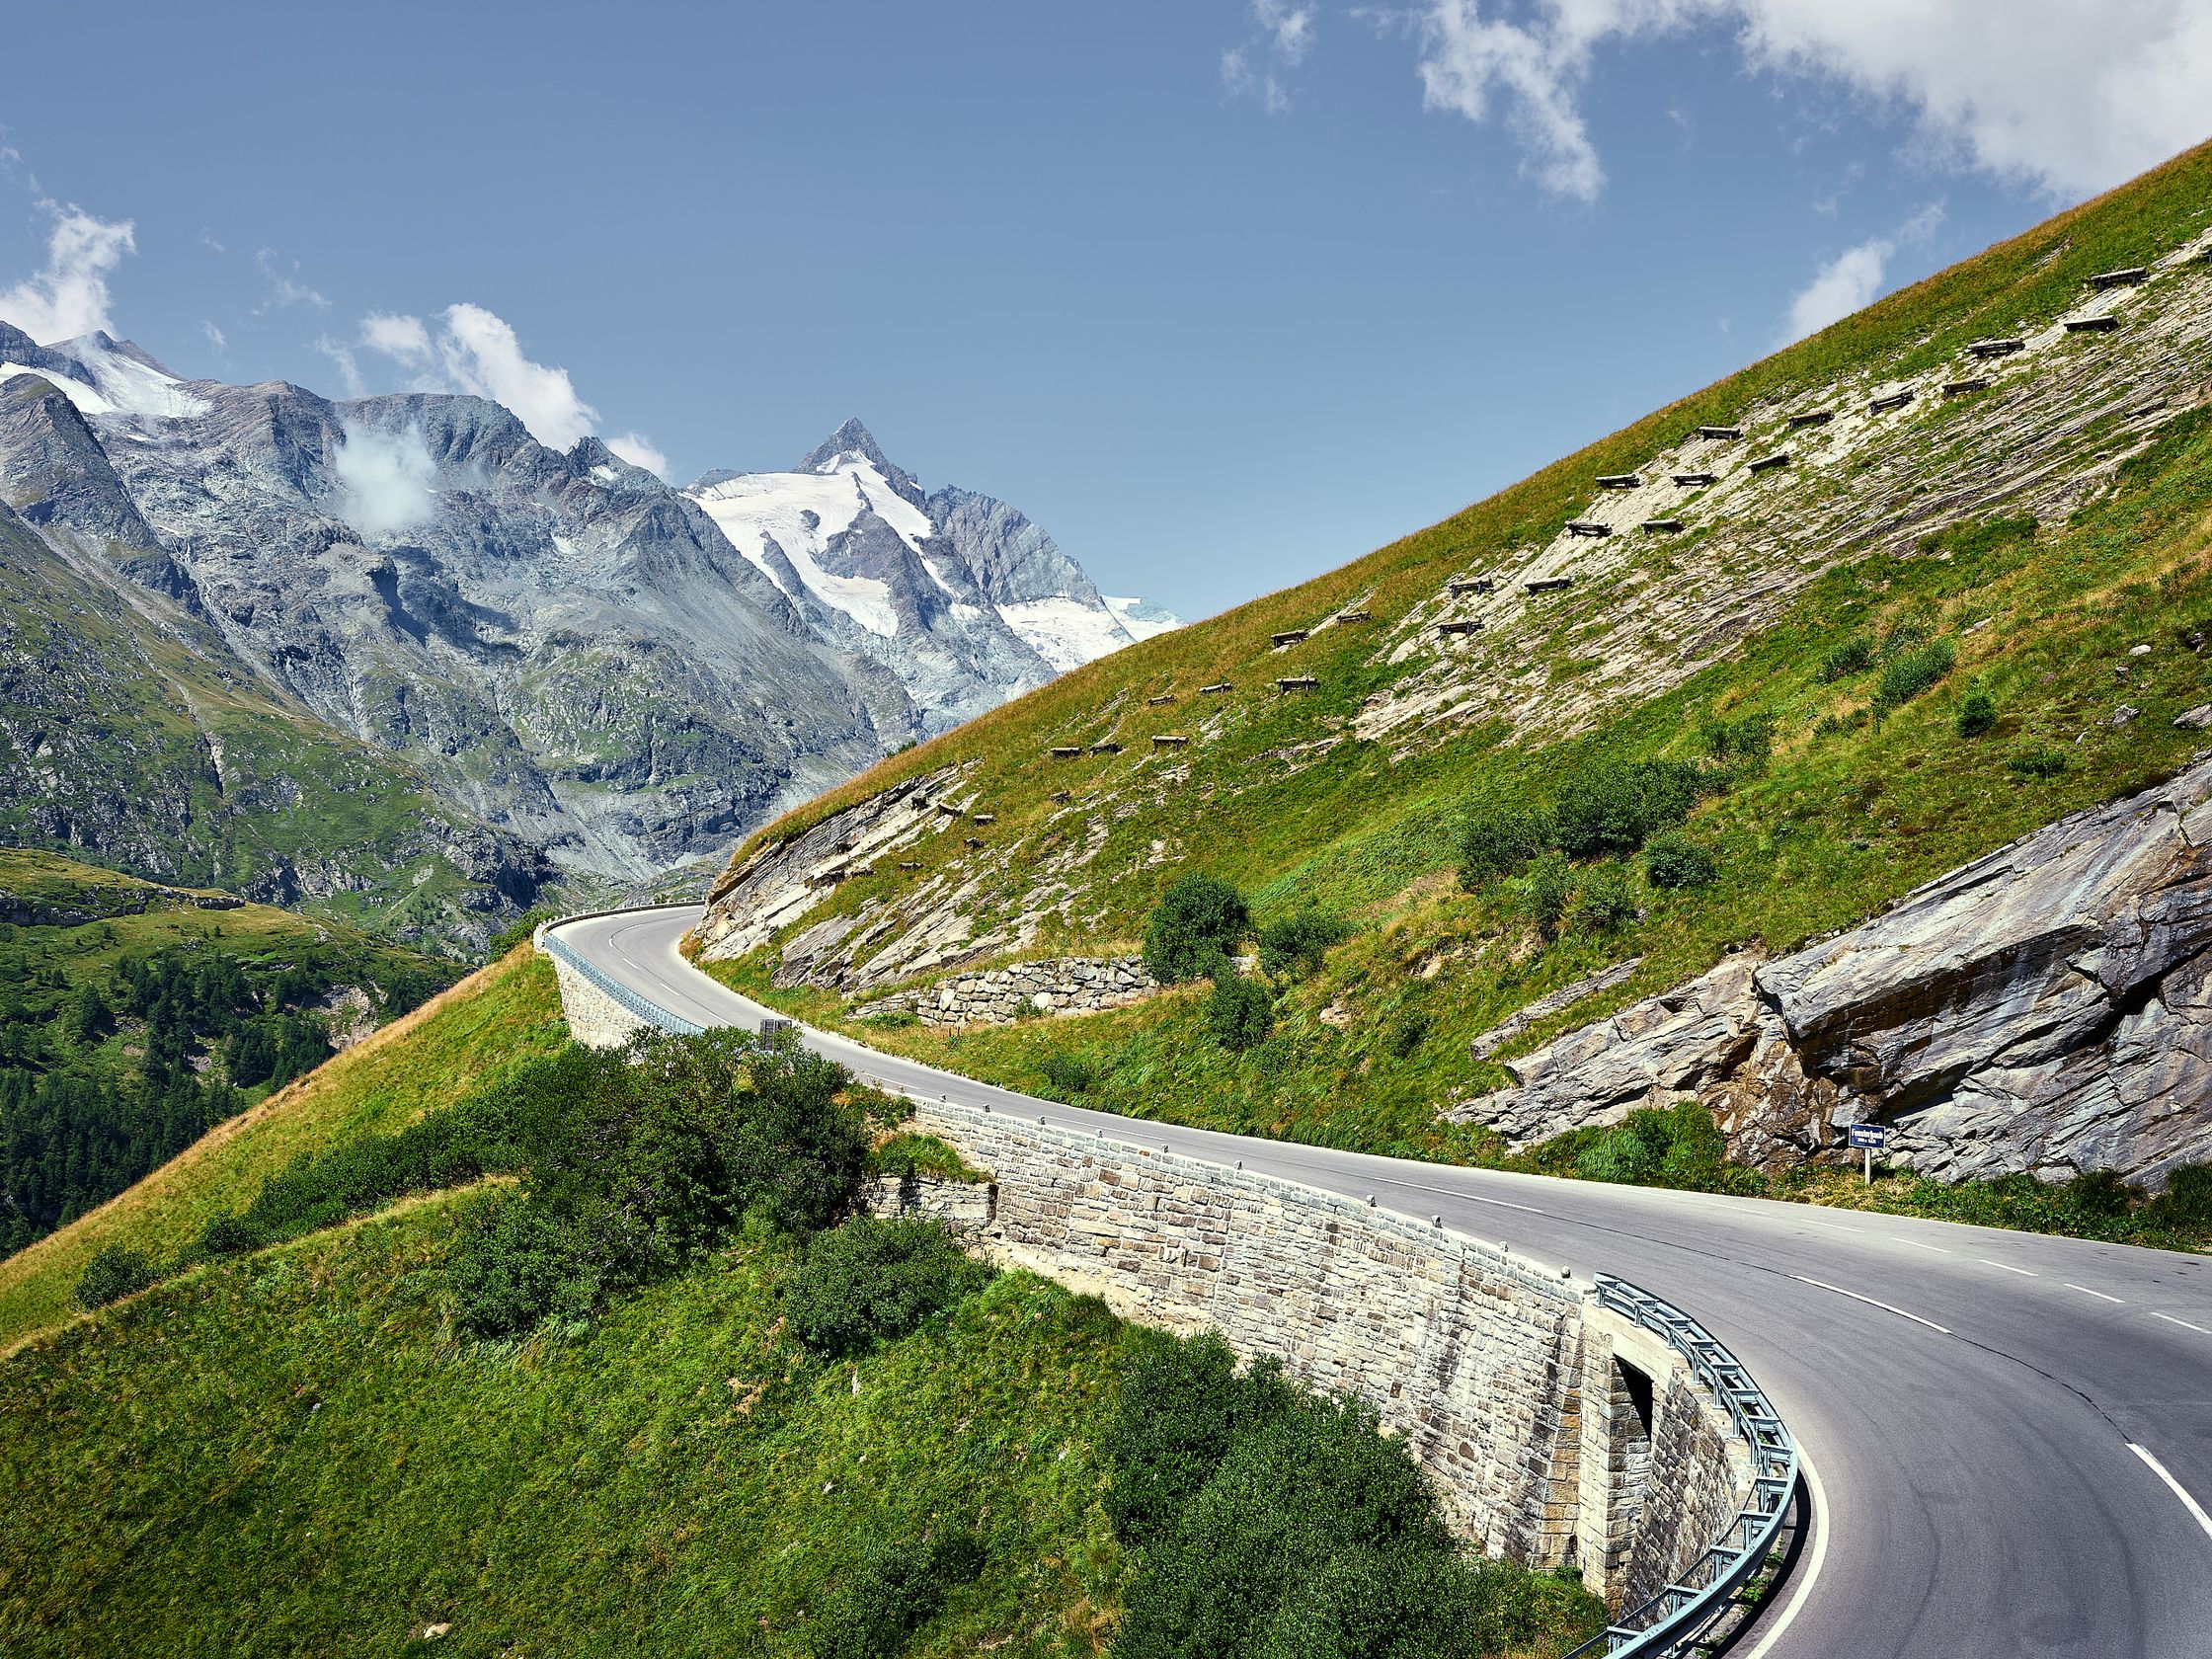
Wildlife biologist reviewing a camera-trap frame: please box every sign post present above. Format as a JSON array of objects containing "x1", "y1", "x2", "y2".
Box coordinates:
[{"x1": 1847, "y1": 1123, "x2": 1888, "y2": 1185}]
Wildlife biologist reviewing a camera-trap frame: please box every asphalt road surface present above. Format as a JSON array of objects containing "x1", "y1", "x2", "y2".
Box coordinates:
[{"x1": 552, "y1": 905, "x2": 2212, "y2": 1659}]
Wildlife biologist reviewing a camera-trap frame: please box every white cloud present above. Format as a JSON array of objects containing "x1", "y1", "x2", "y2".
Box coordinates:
[
  {"x1": 200, "y1": 320, "x2": 228, "y2": 351},
  {"x1": 254, "y1": 247, "x2": 329, "y2": 312},
  {"x1": 345, "y1": 301, "x2": 663, "y2": 464},
  {"x1": 605, "y1": 432, "x2": 671, "y2": 477},
  {"x1": 361, "y1": 310, "x2": 434, "y2": 368},
  {"x1": 1783, "y1": 237, "x2": 1891, "y2": 340},
  {"x1": 1781, "y1": 200, "x2": 1942, "y2": 340},
  {"x1": 433, "y1": 302, "x2": 598, "y2": 449},
  {"x1": 331, "y1": 419, "x2": 438, "y2": 540},
  {"x1": 1401, "y1": 0, "x2": 2212, "y2": 201},
  {"x1": 1224, "y1": 1, "x2": 1316, "y2": 114},
  {"x1": 0, "y1": 201, "x2": 135, "y2": 342},
  {"x1": 314, "y1": 334, "x2": 365, "y2": 397}
]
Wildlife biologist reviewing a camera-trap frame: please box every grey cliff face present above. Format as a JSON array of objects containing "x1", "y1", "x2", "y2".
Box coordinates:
[
  {"x1": 0, "y1": 324, "x2": 1170, "y2": 922},
  {"x1": 83, "y1": 377, "x2": 895, "y2": 879},
  {"x1": 1443, "y1": 760, "x2": 2212, "y2": 1190},
  {"x1": 926, "y1": 483, "x2": 1108, "y2": 610}
]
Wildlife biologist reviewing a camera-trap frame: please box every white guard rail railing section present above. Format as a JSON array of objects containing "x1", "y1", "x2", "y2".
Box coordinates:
[
  {"x1": 535, "y1": 915, "x2": 706, "y2": 1037},
  {"x1": 1566, "y1": 1274, "x2": 1801, "y2": 1658}
]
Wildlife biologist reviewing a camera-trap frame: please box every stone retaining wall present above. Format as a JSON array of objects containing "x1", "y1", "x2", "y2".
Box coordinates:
[
  {"x1": 546, "y1": 956, "x2": 1761, "y2": 1610},
  {"x1": 852, "y1": 956, "x2": 1156, "y2": 1027},
  {"x1": 547, "y1": 954, "x2": 655, "y2": 1050},
  {"x1": 898, "y1": 1098, "x2": 1754, "y2": 1605}
]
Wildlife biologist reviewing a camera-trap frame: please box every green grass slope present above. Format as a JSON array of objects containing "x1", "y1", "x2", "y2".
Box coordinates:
[
  {"x1": 0, "y1": 946, "x2": 563, "y2": 1352},
  {"x1": 0, "y1": 1197, "x2": 1131, "y2": 1659},
  {"x1": 695, "y1": 140, "x2": 2212, "y2": 1215}
]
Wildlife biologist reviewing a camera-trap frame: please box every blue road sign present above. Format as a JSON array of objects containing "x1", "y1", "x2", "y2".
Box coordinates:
[{"x1": 1847, "y1": 1124, "x2": 1888, "y2": 1150}]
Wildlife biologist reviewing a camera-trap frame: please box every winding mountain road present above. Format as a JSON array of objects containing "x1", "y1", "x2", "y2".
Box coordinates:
[{"x1": 553, "y1": 906, "x2": 2212, "y2": 1658}]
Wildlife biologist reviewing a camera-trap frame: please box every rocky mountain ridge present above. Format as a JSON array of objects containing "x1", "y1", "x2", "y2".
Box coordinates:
[{"x1": 0, "y1": 323, "x2": 1172, "y2": 912}]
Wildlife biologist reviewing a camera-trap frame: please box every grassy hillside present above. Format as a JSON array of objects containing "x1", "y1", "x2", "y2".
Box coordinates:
[
  {"x1": 0, "y1": 1196, "x2": 1132, "y2": 1658},
  {"x1": 0, "y1": 848, "x2": 467, "y2": 1253},
  {"x1": 0, "y1": 944, "x2": 562, "y2": 1351},
  {"x1": 695, "y1": 139, "x2": 2212, "y2": 1218},
  {"x1": 0, "y1": 982, "x2": 1602, "y2": 1659}
]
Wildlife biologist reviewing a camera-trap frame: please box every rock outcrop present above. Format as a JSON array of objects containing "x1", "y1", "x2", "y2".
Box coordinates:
[
  {"x1": 1446, "y1": 760, "x2": 2212, "y2": 1189},
  {"x1": 853, "y1": 956, "x2": 1156, "y2": 1026}
]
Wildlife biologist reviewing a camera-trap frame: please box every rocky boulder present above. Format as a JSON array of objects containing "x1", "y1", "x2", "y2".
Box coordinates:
[{"x1": 1445, "y1": 759, "x2": 2212, "y2": 1189}]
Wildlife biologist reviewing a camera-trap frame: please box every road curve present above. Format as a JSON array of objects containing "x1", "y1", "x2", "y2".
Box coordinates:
[{"x1": 553, "y1": 905, "x2": 2212, "y2": 1659}]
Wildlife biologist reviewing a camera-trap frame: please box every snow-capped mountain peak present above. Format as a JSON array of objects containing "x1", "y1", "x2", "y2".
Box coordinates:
[
  {"x1": 0, "y1": 325, "x2": 210, "y2": 422},
  {"x1": 685, "y1": 419, "x2": 1177, "y2": 687}
]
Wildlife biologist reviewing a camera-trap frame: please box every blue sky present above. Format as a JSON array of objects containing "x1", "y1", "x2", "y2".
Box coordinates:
[{"x1": 2, "y1": 2, "x2": 2207, "y2": 618}]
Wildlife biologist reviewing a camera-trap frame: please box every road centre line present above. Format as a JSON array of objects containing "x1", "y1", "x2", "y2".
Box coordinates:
[
  {"x1": 2152, "y1": 1311, "x2": 2211, "y2": 1335},
  {"x1": 1979, "y1": 1258, "x2": 2037, "y2": 1276},
  {"x1": 1891, "y1": 1237, "x2": 1952, "y2": 1253},
  {"x1": 2067, "y1": 1283, "x2": 2126, "y2": 1304},
  {"x1": 1789, "y1": 1275, "x2": 1952, "y2": 1333},
  {"x1": 2129, "y1": 1444, "x2": 2212, "y2": 1541},
  {"x1": 1792, "y1": 1218, "x2": 1858, "y2": 1234}
]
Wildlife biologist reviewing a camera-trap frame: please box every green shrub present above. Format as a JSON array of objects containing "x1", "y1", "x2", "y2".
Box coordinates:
[
  {"x1": 73, "y1": 1244, "x2": 159, "y2": 1310},
  {"x1": 1206, "y1": 970, "x2": 1275, "y2": 1053},
  {"x1": 1102, "y1": 1329, "x2": 1589, "y2": 1659},
  {"x1": 1956, "y1": 690, "x2": 1998, "y2": 738},
  {"x1": 1257, "y1": 908, "x2": 1350, "y2": 977},
  {"x1": 449, "y1": 1194, "x2": 592, "y2": 1338},
  {"x1": 2009, "y1": 747, "x2": 2069, "y2": 779},
  {"x1": 2145, "y1": 1163, "x2": 2212, "y2": 1230},
  {"x1": 528, "y1": 1028, "x2": 867, "y2": 1284},
  {"x1": 1387, "y1": 1008, "x2": 1433, "y2": 1060},
  {"x1": 1457, "y1": 805, "x2": 1554, "y2": 887},
  {"x1": 1820, "y1": 636, "x2": 1874, "y2": 681},
  {"x1": 1039, "y1": 1050, "x2": 1098, "y2": 1098},
  {"x1": 814, "y1": 1532, "x2": 988, "y2": 1659},
  {"x1": 1553, "y1": 759, "x2": 1706, "y2": 858},
  {"x1": 1570, "y1": 1103, "x2": 1750, "y2": 1193},
  {"x1": 1573, "y1": 864, "x2": 1638, "y2": 933},
  {"x1": 1872, "y1": 638, "x2": 1956, "y2": 711},
  {"x1": 869, "y1": 1133, "x2": 983, "y2": 1183},
  {"x1": 1143, "y1": 874, "x2": 1250, "y2": 984},
  {"x1": 1101, "y1": 1332, "x2": 1265, "y2": 1548},
  {"x1": 1701, "y1": 711, "x2": 1777, "y2": 766},
  {"x1": 781, "y1": 1217, "x2": 988, "y2": 1359},
  {"x1": 486, "y1": 906, "x2": 558, "y2": 962},
  {"x1": 1518, "y1": 855, "x2": 1574, "y2": 938},
  {"x1": 1643, "y1": 830, "x2": 1717, "y2": 890}
]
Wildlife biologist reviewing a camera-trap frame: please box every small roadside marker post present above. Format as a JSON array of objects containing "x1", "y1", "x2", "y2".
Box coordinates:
[{"x1": 1848, "y1": 1123, "x2": 1888, "y2": 1186}]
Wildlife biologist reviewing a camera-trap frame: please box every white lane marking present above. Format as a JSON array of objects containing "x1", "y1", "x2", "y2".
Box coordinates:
[
  {"x1": 2129, "y1": 1444, "x2": 2212, "y2": 1541},
  {"x1": 1979, "y1": 1258, "x2": 2037, "y2": 1277},
  {"x1": 2152, "y1": 1311, "x2": 2212, "y2": 1335},
  {"x1": 1742, "y1": 1452, "x2": 1829, "y2": 1659},
  {"x1": 1793, "y1": 1218, "x2": 1859, "y2": 1234},
  {"x1": 1789, "y1": 1275, "x2": 1952, "y2": 1333},
  {"x1": 1891, "y1": 1236, "x2": 1952, "y2": 1253},
  {"x1": 2067, "y1": 1283, "x2": 2125, "y2": 1304}
]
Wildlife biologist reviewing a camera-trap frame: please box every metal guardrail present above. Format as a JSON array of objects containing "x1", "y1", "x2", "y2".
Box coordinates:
[
  {"x1": 1565, "y1": 1274, "x2": 1801, "y2": 1659},
  {"x1": 537, "y1": 919, "x2": 706, "y2": 1037}
]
